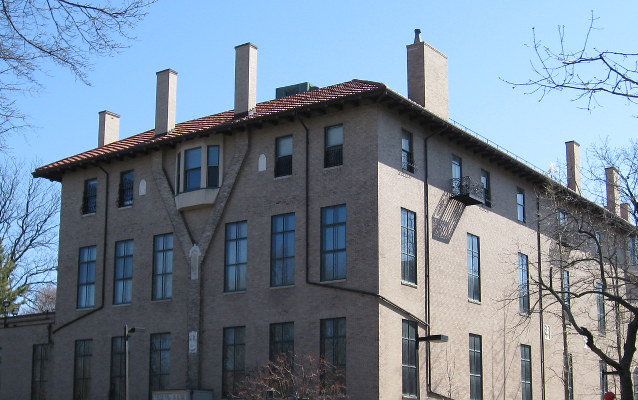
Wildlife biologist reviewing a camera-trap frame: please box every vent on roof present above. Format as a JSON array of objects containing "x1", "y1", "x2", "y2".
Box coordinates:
[{"x1": 275, "y1": 82, "x2": 319, "y2": 99}]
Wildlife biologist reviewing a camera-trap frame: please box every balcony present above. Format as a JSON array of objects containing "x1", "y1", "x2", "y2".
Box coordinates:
[{"x1": 450, "y1": 176, "x2": 485, "y2": 206}]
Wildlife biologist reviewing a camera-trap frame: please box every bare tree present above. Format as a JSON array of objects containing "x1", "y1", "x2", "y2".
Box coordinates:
[
  {"x1": 30, "y1": 283, "x2": 56, "y2": 313},
  {"x1": 237, "y1": 353, "x2": 347, "y2": 400},
  {"x1": 0, "y1": 160, "x2": 59, "y2": 312},
  {"x1": 507, "y1": 12, "x2": 638, "y2": 110},
  {"x1": 0, "y1": 0, "x2": 155, "y2": 140},
  {"x1": 527, "y1": 140, "x2": 638, "y2": 399}
]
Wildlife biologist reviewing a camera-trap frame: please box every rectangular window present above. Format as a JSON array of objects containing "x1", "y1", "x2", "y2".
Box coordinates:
[
  {"x1": 271, "y1": 213, "x2": 295, "y2": 287},
  {"x1": 109, "y1": 336, "x2": 126, "y2": 400},
  {"x1": 223, "y1": 326, "x2": 246, "y2": 398},
  {"x1": 269, "y1": 322, "x2": 294, "y2": 361},
  {"x1": 402, "y1": 320, "x2": 418, "y2": 397},
  {"x1": 402, "y1": 130, "x2": 414, "y2": 173},
  {"x1": 467, "y1": 234, "x2": 481, "y2": 302},
  {"x1": 558, "y1": 210, "x2": 567, "y2": 227},
  {"x1": 519, "y1": 253, "x2": 530, "y2": 313},
  {"x1": 31, "y1": 344, "x2": 51, "y2": 400},
  {"x1": 469, "y1": 334, "x2": 483, "y2": 400},
  {"x1": 600, "y1": 361, "x2": 608, "y2": 399},
  {"x1": 320, "y1": 318, "x2": 346, "y2": 388},
  {"x1": 82, "y1": 178, "x2": 97, "y2": 214},
  {"x1": 275, "y1": 136, "x2": 293, "y2": 177},
  {"x1": 118, "y1": 170, "x2": 134, "y2": 207},
  {"x1": 597, "y1": 282, "x2": 606, "y2": 334},
  {"x1": 567, "y1": 354, "x2": 574, "y2": 400},
  {"x1": 452, "y1": 155, "x2": 462, "y2": 195},
  {"x1": 152, "y1": 234, "x2": 173, "y2": 300},
  {"x1": 207, "y1": 145, "x2": 220, "y2": 188},
  {"x1": 150, "y1": 333, "x2": 170, "y2": 392},
  {"x1": 113, "y1": 240, "x2": 133, "y2": 305},
  {"x1": 184, "y1": 147, "x2": 202, "y2": 191},
  {"x1": 562, "y1": 269, "x2": 570, "y2": 310},
  {"x1": 73, "y1": 339, "x2": 92, "y2": 400},
  {"x1": 481, "y1": 169, "x2": 491, "y2": 207},
  {"x1": 401, "y1": 208, "x2": 417, "y2": 284},
  {"x1": 225, "y1": 221, "x2": 247, "y2": 292},
  {"x1": 77, "y1": 246, "x2": 96, "y2": 309},
  {"x1": 324, "y1": 125, "x2": 343, "y2": 168},
  {"x1": 517, "y1": 188, "x2": 526, "y2": 222},
  {"x1": 175, "y1": 152, "x2": 181, "y2": 194},
  {"x1": 628, "y1": 236, "x2": 638, "y2": 265},
  {"x1": 321, "y1": 205, "x2": 346, "y2": 281},
  {"x1": 521, "y1": 344, "x2": 532, "y2": 400}
]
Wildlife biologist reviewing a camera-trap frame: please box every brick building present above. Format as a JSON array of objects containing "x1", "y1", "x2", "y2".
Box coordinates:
[{"x1": 0, "y1": 33, "x2": 633, "y2": 399}]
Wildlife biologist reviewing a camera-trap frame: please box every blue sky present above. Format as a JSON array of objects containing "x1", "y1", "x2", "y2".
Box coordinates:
[{"x1": 5, "y1": 1, "x2": 638, "y2": 184}]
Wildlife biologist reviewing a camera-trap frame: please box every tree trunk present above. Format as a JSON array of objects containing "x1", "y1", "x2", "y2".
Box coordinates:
[{"x1": 619, "y1": 369, "x2": 633, "y2": 400}]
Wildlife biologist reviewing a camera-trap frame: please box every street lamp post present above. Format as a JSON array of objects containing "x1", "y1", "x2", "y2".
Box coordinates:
[
  {"x1": 416, "y1": 334, "x2": 448, "y2": 347},
  {"x1": 124, "y1": 324, "x2": 146, "y2": 400}
]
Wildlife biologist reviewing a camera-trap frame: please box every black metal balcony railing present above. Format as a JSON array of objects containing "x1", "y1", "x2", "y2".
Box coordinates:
[
  {"x1": 402, "y1": 151, "x2": 415, "y2": 173},
  {"x1": 118, "y1": 179, "x2": 134, "y2": 207},
  {"x1": 324, "y1": 145, "x2": 343, "y2": 168},
  {"x1": 450, "y1": 176, "x2": 485, "y2": 206},
  {"x1": 275, "y1": 155, "x2": 292, "y2": 177}
]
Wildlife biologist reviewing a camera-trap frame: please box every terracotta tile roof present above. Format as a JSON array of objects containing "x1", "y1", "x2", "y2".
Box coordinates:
[{"x1": 34, "y1": 79, "x2": 387, "y2": 180}]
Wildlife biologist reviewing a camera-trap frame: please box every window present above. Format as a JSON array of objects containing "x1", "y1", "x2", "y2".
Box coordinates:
[
  {"x1": 175, "y1": 153, "x2": 181, "y2": 195},
  {"x1": 402, "y1": 320, "x2": 418, "y2": 397},
  {"x1": 481, "y1": 170, "x2": 491, "y2": 207},
  {"x1": 271, "y1": 213, "x2": 295, "y2": 287},
  {"x1": 109, "y1": 337, "x2": 126, "y2": 400},
  {"x1": 73, "y1": 339, "x2": 92, "y2": 400},
  {"x1": 82, "y1": 178, "x2": 97, "y2": 214},
  {"x1": 469, "y1": 334, "x2": 483, "y2": 400},
  {"x1": 519, "y1": 253, "x2": 530, "y2": 313},
  {"x1": 31, "y1": 344, "x2": 51, "y2": 400},
  {"x1": 269, "y1": 322, "x2": 294, "y2": 361},
  {"x1": 597, "y1": 282, "x2": 606, "y2": 334},
  {"x1": 275, "y1": 136, "x2": 293, "y2": 177},
  {"x1": 113, "y1": 240, "x2": 133, "y2": 305},
  {"x1": 77, "y1": 246, "x2": 96, "y2": 308},
  {"x1": 320, "y1": 318, "x2": 346, "y2": 388},
  {"x1": 183, "y1": 147, "x2": 202, "y2": 191},
  {"x1": 321, "y1": 205, "x2": 346, "y2": 281},
  {"x1": 452, "y1": 155, "x2": 462, "y2": 195},
  {"x1": 567, "y1": 354, "x2": 574, "y2": 400},
  {"x1": 401, "y1": 208, "x2": 417, "y2": 284},
  {"x1": 225, "y1": 221, "x2": 247, "y2": 292},
  {"x1": 207, "y1": 145, "x2": 220, "y2": 188},
  {"x1": 558, "y1": 210, "x2": 567, "y2": 227},
  {"x1": 223, "y1": 326, "x2": 245, "y2": 398},
  {"x1": 150, "y1": 333, "x2": 170, "y2": 392},
  {"x1": 152, "y1": 234, "x2": 173, "y2": 300},
  {"x1": 600, "y1": 361, "x2": 608, "y2": 399},
  {"x1": 521, "y1": 345, "x2": 532, "y2": 400},
  {"x1": 517, "y1": 188, "x2": 526, "y2": 222},
  {"x1": 562, "y1": 269, "x2": 570, "y2": 310},
  {"x1": 467, "y1": 234, "x2": 480, "y2": 302},
  {"x1": 402, "y1": 130, "x2": 414, "y2": 173},
  {"x1": 324, "y1": 125, "x2": 343, "y2": 168},
  {"x1": 118, "y1": 170, "x2": 134, "y2": 207},
  {"x1": 629, "y1": 236, "x2": 638, "y2": 265},
  {"x1": 633, "y1": 367, "x2": 638, "y2": 400}
]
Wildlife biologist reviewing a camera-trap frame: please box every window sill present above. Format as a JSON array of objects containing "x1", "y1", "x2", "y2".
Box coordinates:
[
  {"x1": 112, "y1": 302, "x2": 131, "y2": 307},
  {"x1": 270, "y1": 284, "x2": 295, "y2": 290},
  {"x1": 75, "y1": 306, "x2": 95, "y2": 311},
  {"x1": 323, "y1": 165, "x2": 342, "y2": 171},
  {"x1": 274, "y1": 174, "x2": 292, "y2": 180},
  {"x1": 81, "y1": 212, "x2": 96, "y2": 217},
  {"x1": 117, "y1": 205, "x2": 133, "y2": 210},
  {"x1": 401, "y1": 280, "x2": 418, "y2": 288},
  {"x1": 223, "y1": 290, "x2": 246, "y2": 295},
  {"x1": 319, "y1": 278, "x2": 346, "y2": 284},
  {"x1": 151, "y1": 298, "x2": 172, "y2": 303},
  {"x1": 468, "y1": 299, "x2": 481, "y2": 305}
]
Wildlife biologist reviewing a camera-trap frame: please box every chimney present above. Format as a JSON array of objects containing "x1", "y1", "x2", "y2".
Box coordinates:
[
  {"x1": 620, "y1": 203, "x2": 630, "y2": 221},
  {"x1": 98, "y1": 110, "x2": 120, "y2": 147},
  {"x1": 155, "y1": 69, "x2": 178, "y2": 135},
  {"x1": 407, "y1": 29, "x2": 449, "y2": 120},
  {"x1": 234, "y1": 43, "x2": 258, "y2": 117},
  {"x1": 565, "y1": 141, "x2": 581, "y2": 193},
  {"x1": 605, "y1": 167, "x2": 620, "y2": 215}
]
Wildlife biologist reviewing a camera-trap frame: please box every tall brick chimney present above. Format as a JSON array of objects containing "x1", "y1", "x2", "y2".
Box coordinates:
[
  {"x1": 565, "y1": 141, "x2": 581, "y2": 193},
  {"x1": 407, "y1": 29, "x2": 449, "y2": 120},
  {"x1": 155, "y1": 69, "x2": 178, "y2": 135},
  {"x1": 98, "y1": 110, "x2": 119, "y2": 147},
  {"x1": 234, "y1": 43, "x2": 258, "y2": 118},
  {"x1": 605, "y1": 167, "x2": 620, "y2": 215}
]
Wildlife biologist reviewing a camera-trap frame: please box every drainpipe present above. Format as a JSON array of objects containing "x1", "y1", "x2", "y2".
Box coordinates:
[
  {"x1": 53, "y1": 165, "x2": 109, "y2": 334},
  {"x1": 297, "y1": 113, "x2": 428, "y2": 327},
  {"x1": 536, "y1": 194, "x2": 546, "y2": 400}
]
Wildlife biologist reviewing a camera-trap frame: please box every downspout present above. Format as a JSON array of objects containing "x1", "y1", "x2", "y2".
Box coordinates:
[
  {"x1": 297, "y1": 113, "x2": 428, "y2": 328},
  {"x1": 536, "y1": 194, "x2": 546, "y2": 400},
  {"x1": 53, "y1": 165, "x2": 109, "y2": 334}
]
